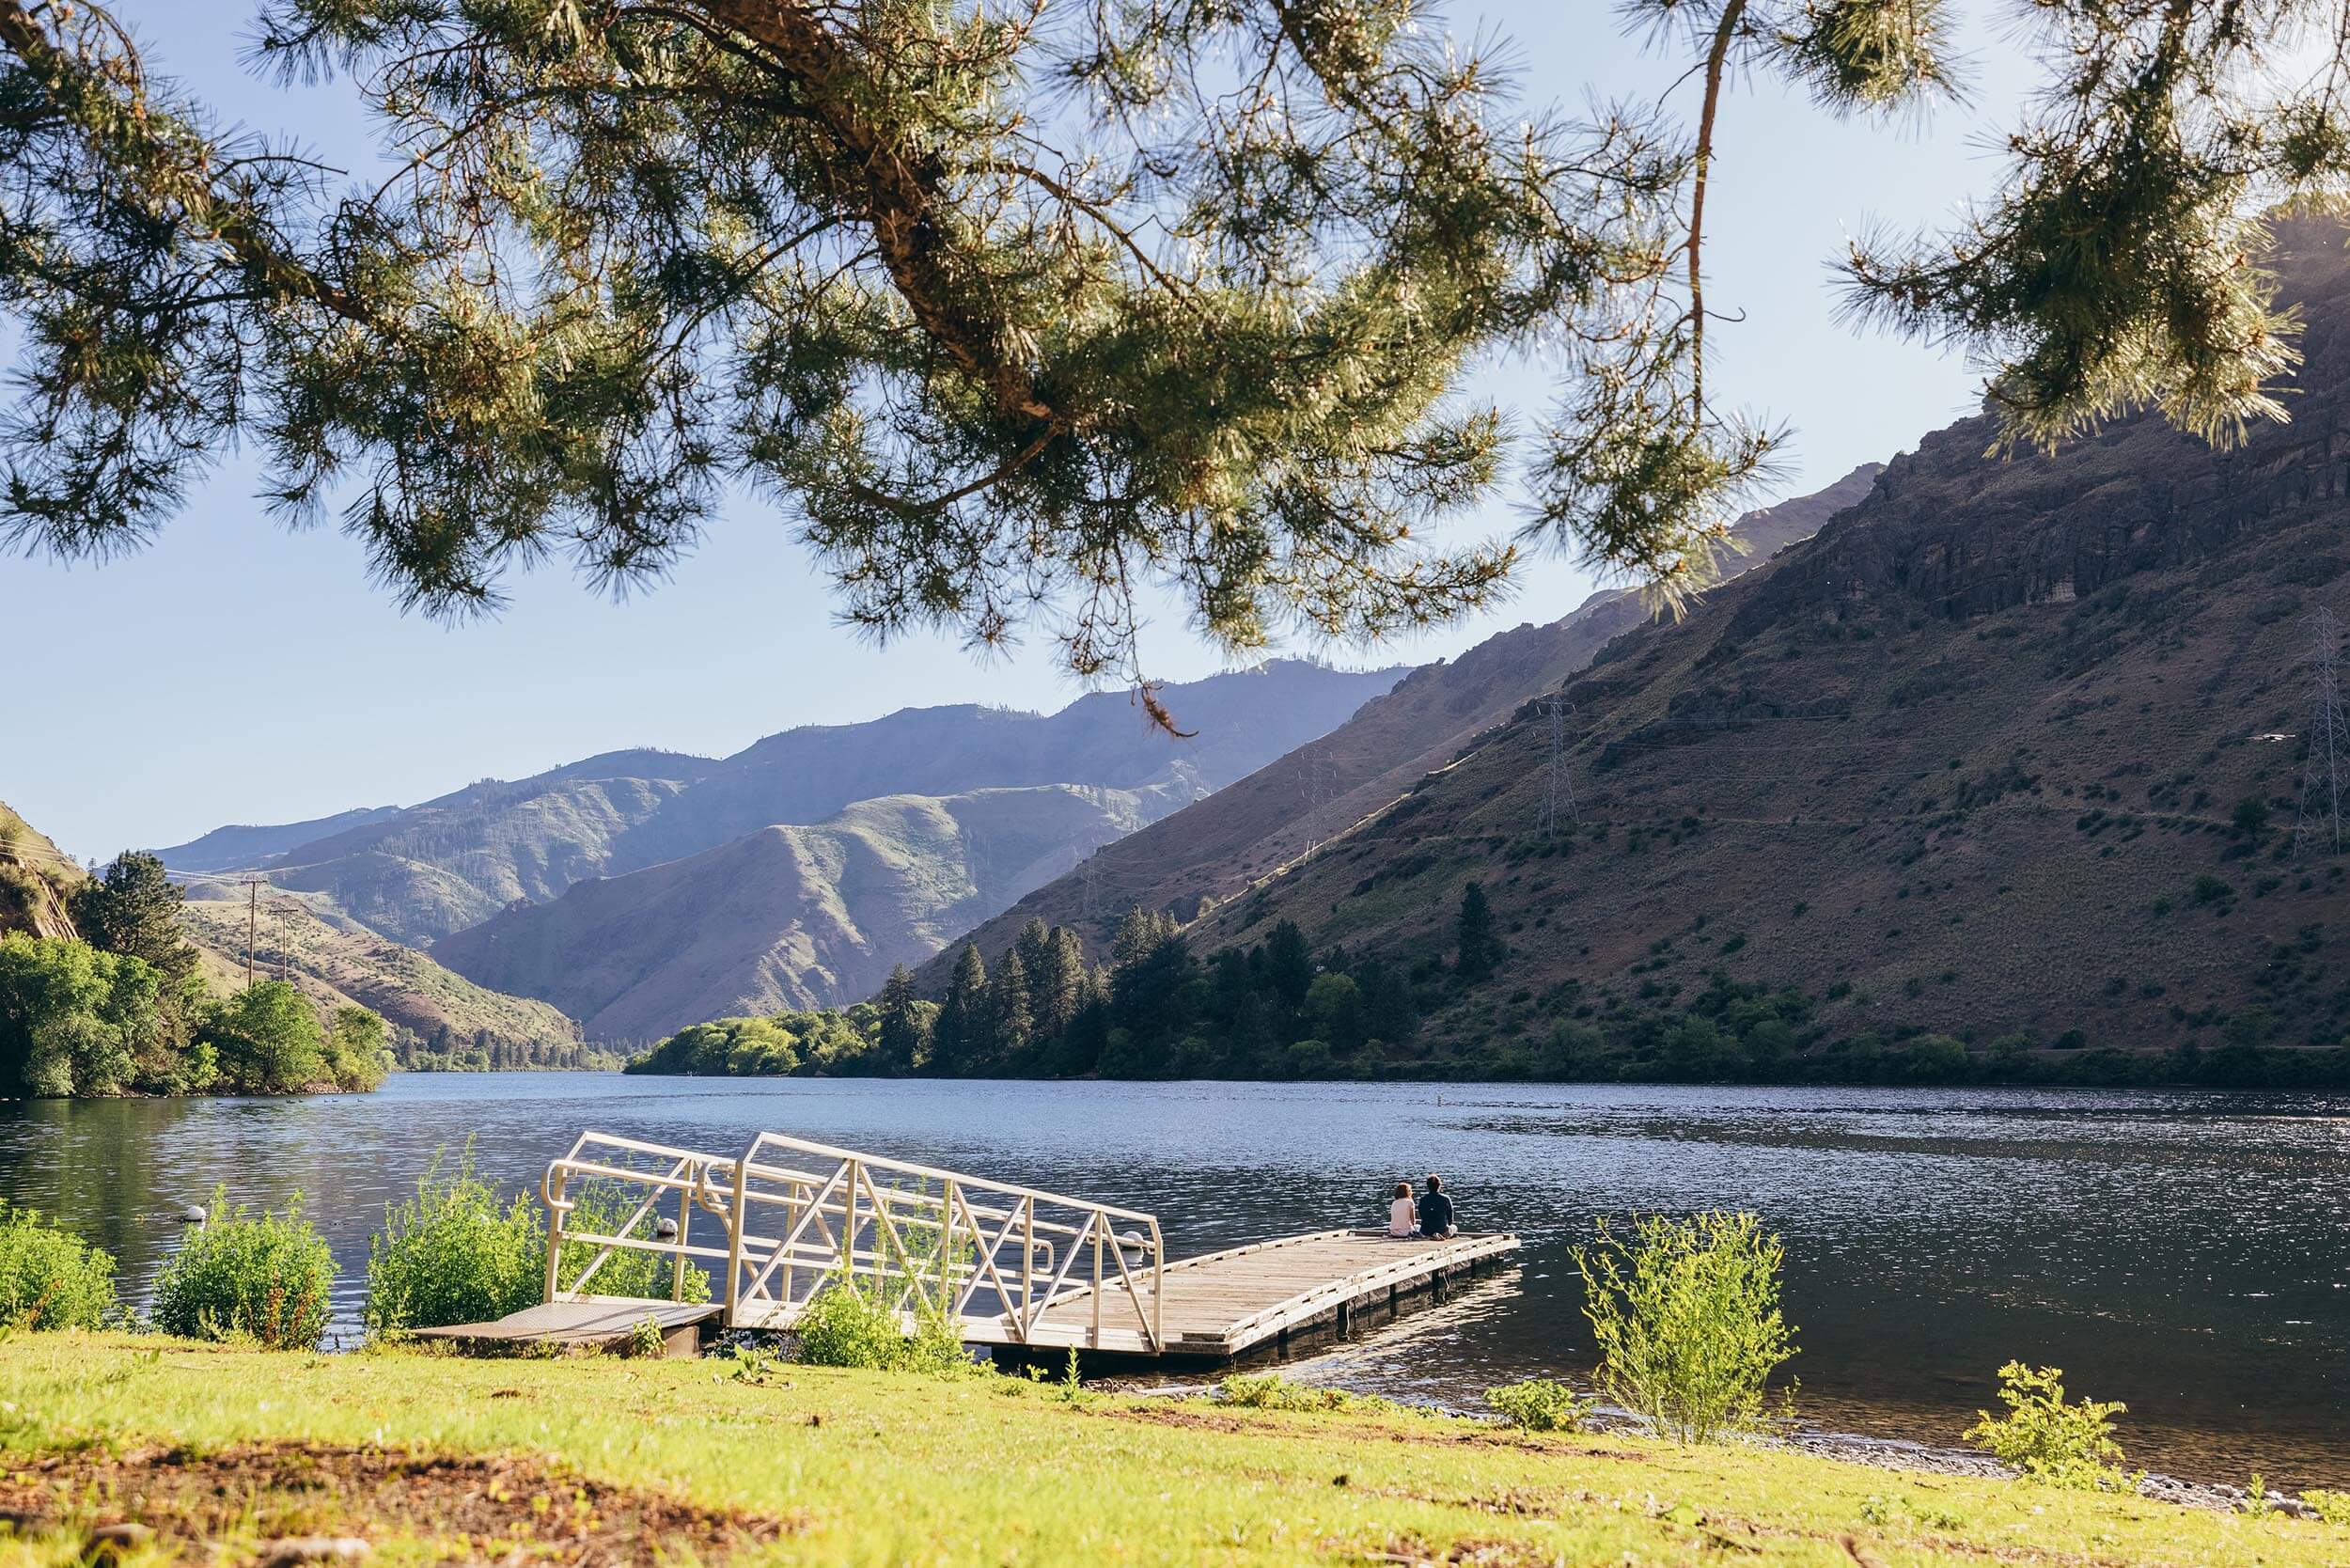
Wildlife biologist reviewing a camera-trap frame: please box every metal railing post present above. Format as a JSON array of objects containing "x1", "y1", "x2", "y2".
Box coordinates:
[
  {"x1": 672, "y1": 1180, "x2": 691, "y2": 1303},
  {"x1": 1090, "y1": 1212, "x2": 1104, "y2": 1347},
  {"x1": 542, "y1": 1167, "x2": 566, "y2": 1304},
  {"x1": 1023, "y1": 1196, "x2": 1036, "y2": 1324},
  {"x1": 843, "y1": 1158, "x2": 859, "y2": 1289},
  {"x1": 726, "y1": 1157, "x2": 748, "y2": 1326}
]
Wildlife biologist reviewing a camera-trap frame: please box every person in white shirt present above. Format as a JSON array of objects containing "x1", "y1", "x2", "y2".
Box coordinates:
[{"x1": 1386, "y1": 1181, "x2": 1418, "y2": 1238}]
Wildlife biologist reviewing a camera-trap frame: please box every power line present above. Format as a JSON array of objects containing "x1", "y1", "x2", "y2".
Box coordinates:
[{"x1": 2294, "y1": 603, "x2": 2347, "y2": 858}]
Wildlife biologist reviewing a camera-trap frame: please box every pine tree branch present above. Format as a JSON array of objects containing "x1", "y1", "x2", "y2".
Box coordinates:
[
  {"x1": 690, "y1": 0, "x2": 1063, "y2": 431},
  {"x1": 0, "y1": 0, "x2": 370, "y2": 328}
]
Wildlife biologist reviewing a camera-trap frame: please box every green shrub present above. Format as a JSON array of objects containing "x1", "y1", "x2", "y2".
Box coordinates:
[
  {"x1": 791, "y1": 1274, "x2": 972, "y2": 1375},
  {"x1": 364, "y1": 1150, "x2": 543, "y2": 1337},
  {"x1": 1216, "y1": 1373, "x2": 1400, "y2": 1414},
  {"x1": 2302, "y1": 1488, "x2": 2350, "y2": 1525},
  {"x1": 1573, "y1": 1211, "x2": 1797, "y2": 1444},
  {"x1": 150, "y1": 1191, "x2": 336, "y2": 1350},
  {"x1": 0, "y1": 1200, "x2": 116, "y2": 1329},
  {"x1": 1962, "y1": 1362, "x2": 2135, "y2": 1490},
  {"x1": 1486, "y1": 1378, "x2": 1588, "y2": 1433}
]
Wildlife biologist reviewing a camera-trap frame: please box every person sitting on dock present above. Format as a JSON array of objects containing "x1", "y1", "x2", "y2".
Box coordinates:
[
  {"x1": 1418, "y1": 1174, "x2": 1455, "y2": 1239},
  {"x1": 1386, "y1": 1181, "x2": 1418, "y2": 1238}
]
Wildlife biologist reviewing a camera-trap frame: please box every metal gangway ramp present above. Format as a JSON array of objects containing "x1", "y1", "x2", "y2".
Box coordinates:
[{"x1": 417, "y1": 1129, "x2": 1518, "y2": 1360}]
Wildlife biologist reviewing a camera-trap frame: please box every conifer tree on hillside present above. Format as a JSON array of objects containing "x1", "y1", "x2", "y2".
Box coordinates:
[
  {"x1": 1455, "y1": 883, "x2": 1503, "y2": 983},
  {"x1": 1, "y1": 0, "x2": 2338, "y2": 686},
  {"x1": 988, "y1": 949, "x2": 1034, "y2": 1062},
  {"x1": 875, "y1": 964, "x2": 931, "y2": 1073},
  {"x1": 933, "y1": 943, "x2": 989, "y2": 1076},
  {"x1": 70, "y1": 852, "x2": 197, "y2": 985}
]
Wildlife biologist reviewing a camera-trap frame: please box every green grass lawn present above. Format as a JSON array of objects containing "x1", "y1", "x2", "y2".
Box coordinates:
[{"x1": 1, "y1": 1334, "x2": 2342, "y2": 1566}]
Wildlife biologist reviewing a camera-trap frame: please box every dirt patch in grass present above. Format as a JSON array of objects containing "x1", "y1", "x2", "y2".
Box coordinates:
[
  {"x1": 1346, "y1": 1533, "x2": 1557, "y2": 1566},
  {"x1": 0, "y1": 1441, "x2": 802, "y2": 1564}
]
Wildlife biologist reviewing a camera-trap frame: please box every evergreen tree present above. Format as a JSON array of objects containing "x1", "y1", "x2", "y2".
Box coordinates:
[
  {"x1": 1261, "y1": 921, "x2": 1314, "y2": 1016},
  {"x1": 1455, "y1": 882, "x2": 1503, "y2": 983},
  {"x1": 933, "y1": 943, "x2": 988, "y2": 1075},
  {"x1": 0, "y1": 0, "x2": 2334, "y2": 681},
  {"x1": 875, "y1": 964, "x2": 930, "y2": 1074},
  {"x1": 1031, "y1": 926, "x2": 1089, "y2": 1041},
  {"x1": 988, "y1": 949, "x2": 1034, "y2": 1062},
  {"x1": 70, "y1": 852, "x2": 197, "y2": 985}
]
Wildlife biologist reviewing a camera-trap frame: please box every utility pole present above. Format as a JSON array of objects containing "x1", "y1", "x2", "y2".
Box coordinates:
[
  {"x1": 1540, "y1": 696, "x2": 1579, "y2": 839},
  {"x1": 244, "y1": 877, "x2": 258, "y2": 991},
  {"x1": 2295, "y1": 604, "x2": 2348, "y2": 857},
  {"x1": 276, "y1": 900, "x2": 290, "y2": 983}
]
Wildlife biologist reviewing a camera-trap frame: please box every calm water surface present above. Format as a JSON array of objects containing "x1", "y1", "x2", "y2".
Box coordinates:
[{"x1": 2, "y1": 1074, "x2": 2344, "y2": 1488}]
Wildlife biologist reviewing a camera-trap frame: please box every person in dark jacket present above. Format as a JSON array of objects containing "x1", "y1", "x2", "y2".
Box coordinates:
[{"x1": 1418, "y1": 1174, "x2": 1455, "y2": 1238}]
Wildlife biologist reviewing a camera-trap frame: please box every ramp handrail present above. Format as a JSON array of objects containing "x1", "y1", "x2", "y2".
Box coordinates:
[{"x1": 538, "y1": 1128, "x2": 1166, "y2": 1353}]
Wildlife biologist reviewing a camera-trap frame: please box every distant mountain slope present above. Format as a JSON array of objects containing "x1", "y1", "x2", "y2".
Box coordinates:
[
  {"x1": 1173, "y1": 223, "x2": 2350, "y2": 1064},
  {"x1": 434, "y1": 782, "x2": 1183, "y2": 1039},
  {"x1": 157, "y1": 806, "x2": 403, "y2": 873},
  {"x1": 160, "y1": 660, "x2": 1404, "y2": 949},
  {"x1": 176, "y1": 886, "x2": 588, "y2": 1066},
  {"x1": 916, "y1": 463, "x2": 1881, "y2": 986}
]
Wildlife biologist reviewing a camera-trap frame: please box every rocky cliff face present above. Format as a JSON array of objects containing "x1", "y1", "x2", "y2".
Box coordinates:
[
  {"x1": 1176, "y1": 222, "x2": 2350, "y2": 1063},
  {"x1": 0, "y1": 801, "x2": 81, "y2": 942}
]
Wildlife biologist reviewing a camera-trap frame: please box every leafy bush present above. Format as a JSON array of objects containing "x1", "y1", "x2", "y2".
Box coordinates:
[
  {"x1": 1963, "y1": 1362, "x2": 2135, "y2": 1490},
  {"x1": 2303, "y1": 1488, "x2": 2350, "y2": 1525},
  {"x1": 1485, "y1": 1378, "x2": 1588, "y2": 1433},
  {"x1": 151, "y1": 1191, "x2": 337, "y2": 1349},
  {"x1": 364, "y1": 1150, "x2": 543, "y2": 1337},
  {"x1": 1217, "y1": 1372, "x2": 1400, "y2": 1414},
  {"x1": 0, "y1": 1200, "x2": 116, "y2": 1329},
  {"x1": 1573, "y1": 1211, "x2": 1796, "y2": 1443},
  {"x1": 791, "y1": 1274, "x2": 971, "y2": 1375}
]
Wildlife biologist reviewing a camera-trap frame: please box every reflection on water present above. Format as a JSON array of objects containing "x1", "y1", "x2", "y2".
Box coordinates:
[{"x1": 0, "y1": 1075, "x2": 2343, "y2": 1488}]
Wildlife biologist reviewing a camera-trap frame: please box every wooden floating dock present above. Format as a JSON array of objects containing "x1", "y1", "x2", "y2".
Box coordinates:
[
  {"x1": 449, "y1": 1129, "x2": 1520, "y2": 1362},
  {"x1": 415, "y1": 1300, "x2": 720, "y2": 1358},
  {"x1": 1024, "y1": 1227, "x2": 1519, "y2": 1361}
]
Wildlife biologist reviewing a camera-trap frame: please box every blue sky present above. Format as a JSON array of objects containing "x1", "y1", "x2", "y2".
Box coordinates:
[{"x1": 7, "y1": 2, "x2": 2036, "y2": 860}]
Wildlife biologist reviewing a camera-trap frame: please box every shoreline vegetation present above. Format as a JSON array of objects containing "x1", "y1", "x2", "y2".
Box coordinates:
[
  {"x1": 0, "y1": 851, "x2": 390, "y2": 1100},
  {"x1": 617, "y1": 909, "x2": 2350, "y2": 1090}
]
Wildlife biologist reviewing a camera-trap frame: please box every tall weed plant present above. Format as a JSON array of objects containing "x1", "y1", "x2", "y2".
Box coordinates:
[
  {"x1": 792, "y1": 1273, "x2": 971, "y2": 1376},
  {"x1": 0, "y1": 1200, "x2": 116, "y2": 1329},
  {"x1": 1573, "y1": 1210, "x2": 1796, "y2": 1444},
  {"x1": 552, "y1": 1182, "x2": 711, "y2": 1304},
  {"x1": 1963, "y1": 1362, "x2": 2137, "y2": 1490},
  {"x1": 151, "y1": 1190, "x2": 336, "y2": 1350},
  {"x1": 365, "y1": 1148, "x2": 543, "y2": 1337}
]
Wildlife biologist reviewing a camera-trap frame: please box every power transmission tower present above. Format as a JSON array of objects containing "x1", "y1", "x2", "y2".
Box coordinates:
[
  {"x1": 2294, "y1": 603, "x2": 2348, "y2": 857},
  {"x1": 1539, "y1": 697, "x2": 1579, "y2": 839}
]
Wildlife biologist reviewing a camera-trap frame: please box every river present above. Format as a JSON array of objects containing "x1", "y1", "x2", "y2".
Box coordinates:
[{"x1": 2, "y1": 1074, "x2": 2343, "y2": 1488}]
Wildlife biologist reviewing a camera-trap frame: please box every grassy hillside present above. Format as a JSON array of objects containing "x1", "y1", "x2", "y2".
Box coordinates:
[
  {"x1": 919, "y1": 465, "x2": 1882, "y2": 992},
  {"x1": 176, "y1": 886, "x2": 596, "y2": 1068},
  {"x1": 1181, "y1": 224, "x2": 2350, "y2": 1078},
  {"x1": 5, "y1": 1337, "x2": 2341, "y2": 1567},
  {"x1": 436, "y1": 782, "x2": 1182, "y2": 1039}
]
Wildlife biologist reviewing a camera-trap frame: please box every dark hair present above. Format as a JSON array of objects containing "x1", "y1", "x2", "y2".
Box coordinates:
[
  {"x1": 1425, "y1": 1174, "x2": 1443, "y2": 1191},
  {"x1": 1391, "y1": 1181, "x2": 1411, "y2": 1200}
]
